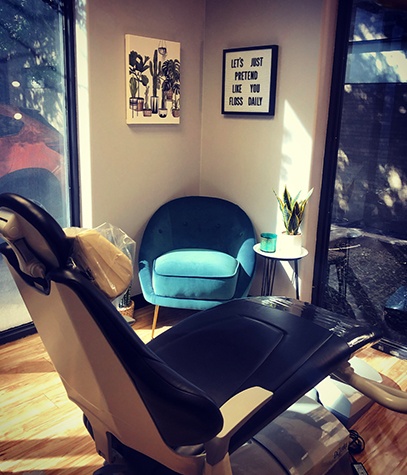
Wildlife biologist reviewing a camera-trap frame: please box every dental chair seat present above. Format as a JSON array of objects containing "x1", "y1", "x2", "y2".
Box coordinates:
[
  {"x1": 148, "y1": 296, "x2": 379, "y2": 455},
  {"x1": 1, "y1": 192, "x2": 405, "y2": 475}
]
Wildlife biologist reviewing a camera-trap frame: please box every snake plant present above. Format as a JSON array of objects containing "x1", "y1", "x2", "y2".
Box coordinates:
[{"x1": 274, "y1": 186, "x2": 313, "y2": 235}]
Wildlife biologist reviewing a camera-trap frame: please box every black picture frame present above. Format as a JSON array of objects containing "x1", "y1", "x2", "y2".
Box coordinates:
[{"x1": 222, "y1": 45, "x2": 279, "y2": 116}]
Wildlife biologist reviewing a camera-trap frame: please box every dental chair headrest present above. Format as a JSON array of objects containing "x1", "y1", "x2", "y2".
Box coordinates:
[{"x1": 0, "y1": 193, "x2": 71, "y2": 279}]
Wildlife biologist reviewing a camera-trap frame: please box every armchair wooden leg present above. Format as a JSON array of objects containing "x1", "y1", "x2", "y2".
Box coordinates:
[{"x1": 151, "y1": 305, "x2": 160, "y2": 338}]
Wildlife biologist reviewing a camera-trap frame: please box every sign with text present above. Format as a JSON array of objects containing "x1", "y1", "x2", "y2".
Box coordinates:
[{"x1": 222, "y1": 45, "x2": 279, "y2": 116}]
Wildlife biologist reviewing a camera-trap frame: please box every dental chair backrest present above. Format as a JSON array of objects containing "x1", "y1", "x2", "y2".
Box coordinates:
[
  {"x1": 0, "y1": 193, "x2": 223, "y2": 473},
  {"x1": 0, "y1": 193, "x2": 71, "y2": 283}
]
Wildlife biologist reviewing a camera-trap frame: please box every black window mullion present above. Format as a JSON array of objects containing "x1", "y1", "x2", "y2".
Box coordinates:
[
  {"x1": 311, "y1": 0, "x2": 354, "y2": 305},
  {"x1": 62, "y1": 0, "x2": 81, "y2": 227}
]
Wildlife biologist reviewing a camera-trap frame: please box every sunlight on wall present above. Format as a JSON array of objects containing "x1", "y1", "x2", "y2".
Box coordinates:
[
  {"x1": 278, "y1": 100, "x2": 313, "y2": 231},
  {"x1": 277, "y1": 100, "x2": 314, "y2": 291},
  {"x1": 75, "y1": 0, "x2": 92, "y2": 227},
  {"x1": 280, "y1": 260, "x2": 302, "y2": 296}
]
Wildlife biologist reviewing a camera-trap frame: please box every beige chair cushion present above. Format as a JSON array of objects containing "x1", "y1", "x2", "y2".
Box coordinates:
[{"x1": 65, "y1": 228, "x2": 132, "y2": 299}]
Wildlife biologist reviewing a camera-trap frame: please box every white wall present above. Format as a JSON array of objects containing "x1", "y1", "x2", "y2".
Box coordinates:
[
  {"x1": 201, "y1": 0, "x2": 338, "y2": 299},
  {"x1": 83, "y1": 0, "x2": 205, "y2": 255},
  {"x1": 81, "y1": 0, "x2": 337, "y2": 299}
]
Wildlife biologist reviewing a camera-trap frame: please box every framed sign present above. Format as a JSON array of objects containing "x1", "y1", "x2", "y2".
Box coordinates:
[{"x1": 222, "y1": 45, "x2": 279, "y2": 116}]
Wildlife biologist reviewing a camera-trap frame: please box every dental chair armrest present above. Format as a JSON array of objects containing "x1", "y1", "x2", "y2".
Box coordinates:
[
  {"x1": 333, "y1": 362, "x2": 407, "y2": 413},
  {"x1": 204, "y1": 386, "x2": 273, "y2": 467}
]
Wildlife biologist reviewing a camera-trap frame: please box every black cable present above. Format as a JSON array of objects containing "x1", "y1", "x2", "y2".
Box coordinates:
[
  {"x1": 348, "y1": 430, "x2": 369, "y2": 474},
  {"x1": 349, "y1": 429, "x2": 365, "y2": 454}
]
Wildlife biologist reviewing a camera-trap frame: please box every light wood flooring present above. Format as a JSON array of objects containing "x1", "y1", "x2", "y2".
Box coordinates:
[{"x1": 0, "y1": 304, "x2": 406, "y2": 475}]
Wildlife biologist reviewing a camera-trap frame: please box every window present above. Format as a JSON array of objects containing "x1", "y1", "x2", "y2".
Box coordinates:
[
  {"x1": 314, "y1": 0, "x2": 407, "y2": 358},
  {"x1": 0, "y1": 0, "x2": 79, "y2": 338}
]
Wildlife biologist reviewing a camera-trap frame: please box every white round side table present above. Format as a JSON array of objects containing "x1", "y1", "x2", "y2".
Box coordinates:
[{"x1": 253, "y1": 243, "x2": 308, "y2": 299}]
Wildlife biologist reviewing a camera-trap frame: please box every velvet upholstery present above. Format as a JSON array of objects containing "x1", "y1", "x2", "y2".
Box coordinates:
[
  {"x1": 153, "y1": 249, "x2": 240, "y2": 300},
  {"x1": 138, "y1": 196, "x2": 256, "y2": 311}
]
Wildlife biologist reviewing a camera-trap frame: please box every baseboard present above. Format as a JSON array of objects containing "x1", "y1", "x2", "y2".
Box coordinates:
[
  {"x1": 0, "y1": 294, "x2": 148, "y2": 346},
  {"x1": 0, "y1": 322, "x2": 37, "y2": 346},
  {"x1": 132, "y1": 293, "x2": 149, "y2": 309}
]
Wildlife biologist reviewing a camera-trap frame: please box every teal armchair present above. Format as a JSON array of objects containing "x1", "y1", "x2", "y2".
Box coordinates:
[{"x1": 138, "y1": 196, "x2": 256, "y2": 336}]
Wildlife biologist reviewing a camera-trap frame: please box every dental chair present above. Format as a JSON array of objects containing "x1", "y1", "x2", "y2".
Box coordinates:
[{"x1": 1, "y1": 192, "x2": 407, "y2": 475}]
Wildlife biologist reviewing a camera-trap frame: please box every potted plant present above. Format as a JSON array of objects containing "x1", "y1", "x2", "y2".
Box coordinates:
[
  {"x1": 172, "y1": 96, "x2": 180, "y2": 118},
  {"x1": 162, "y1": 58, "x2": 180, "y2": 101},
  {"x1": 170, "y1": 81, "x2": 180, "y2": 118},
  {"x1": 149, "y1": 49, "x2": 162, "y2": 114},
  {"x1": 159, "y1": 87, "x2": 168, "y2": 118},
  {"x1": 274, "y1": 186, "x2": 313, "y2": 255},
  {"x1": 143, "y1": 85, "x2": 152, "y2": 117},
  {"x1": 128, "y1": 51, "x2": 150, "y2": 113}
]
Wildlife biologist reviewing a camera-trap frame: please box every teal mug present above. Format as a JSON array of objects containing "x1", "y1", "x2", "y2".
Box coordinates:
[{"x1": 260, "y1": 233, "x2": 277, "y2": 253}]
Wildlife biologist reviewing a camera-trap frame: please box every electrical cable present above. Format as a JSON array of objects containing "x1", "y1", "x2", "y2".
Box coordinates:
[
  {"x1": 349, "y1": 429, "x2": 365, "y2": 454},
  {"x1": 348, "y1": 429, "x2": 369, "y2": 474}
]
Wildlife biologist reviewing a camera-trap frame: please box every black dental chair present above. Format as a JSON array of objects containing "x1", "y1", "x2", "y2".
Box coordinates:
[{"x1": 1, "y1": 193, "x2": 404, "y2": 475}]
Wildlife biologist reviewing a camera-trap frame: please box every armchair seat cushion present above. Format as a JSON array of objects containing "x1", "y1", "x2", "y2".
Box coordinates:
[{"x1": 153, "y1": 249, "x2": 239, "y2": 300}]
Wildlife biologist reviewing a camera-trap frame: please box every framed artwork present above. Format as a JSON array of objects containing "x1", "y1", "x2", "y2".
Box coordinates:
[
  {"x1": 125, "y1": 35, "x2": 181, "y2": 124},
  {"x1": 222, "y1": 45, "x2": 279, "y2": 116}
]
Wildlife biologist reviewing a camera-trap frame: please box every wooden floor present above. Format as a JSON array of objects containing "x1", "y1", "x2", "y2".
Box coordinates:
[{"x1": 0, "y1": 305, "x2": 406, "y2": 475}]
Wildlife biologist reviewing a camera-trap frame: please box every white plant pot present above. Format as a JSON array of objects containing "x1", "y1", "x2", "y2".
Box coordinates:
[{"x1": 277, "y1": 232, "x2": 302, "y2": 257}]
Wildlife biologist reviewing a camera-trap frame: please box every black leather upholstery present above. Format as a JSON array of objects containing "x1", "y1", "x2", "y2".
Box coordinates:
[{"x1": 149, "y1": 297, "x2": 380, "y2": 451}]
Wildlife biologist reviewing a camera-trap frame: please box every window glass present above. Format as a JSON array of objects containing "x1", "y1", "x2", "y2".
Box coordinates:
[
  {"x1": 346, "y1": 4, "x2": 407, "y2": 83},
  {"x1": 320, "y1": 0, "x2": 407, "y2": 357},
  {"x1": 0, "y1": 0, "x2": 71, "y2": 226},
  {"x1": 0, "y1": 0, "x2": 74, "y2": 334}
]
